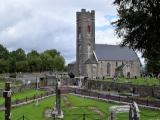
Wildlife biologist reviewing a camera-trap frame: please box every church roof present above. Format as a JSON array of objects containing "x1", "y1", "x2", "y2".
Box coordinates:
[{"x1": 95, "y1": 44, "x2": 139, "y2": 61}]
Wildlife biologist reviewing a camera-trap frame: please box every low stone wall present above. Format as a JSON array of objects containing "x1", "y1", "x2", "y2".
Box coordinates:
[
  {"x1": 86, "y1": 80, "x2": 160, "y2": 97},
  {"x1": 64, "y1": 78, "x2": 160, "y2": 97}
]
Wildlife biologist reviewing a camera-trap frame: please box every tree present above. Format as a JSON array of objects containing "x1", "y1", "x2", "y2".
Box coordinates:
[
  {"x1": 0, "y1": 44, "x2": 9, "y2": 73},
  {"x1": 53, "y1": 55, "x2": 65, "y2": 71},
  {"x1": 40, "y1": 53, "x2": 54, "y2": 71},
  {"x1": 113, "y1": 0, "x2": 160, "y2": 74},
  {"x1": 27, "y1": 50, "x2": 42, "y2": 72},
  {"x1": 44, "y1": 49, "x2": 60, "y2": 59},
  {"x1": 0, "y1": 59, "x2": 8, "y2": 73},
  {"x1": 0, "y1": 44, "x2": 9, "y2": 60},
  {"x1": 16, "y1": 61, "x2": 29, "y2": 72},
  {"x1": 8, "y1": 51, "x2": 17, "y2": 73},
  {"x1": 15, "y1": 48, "x2": 26, "y2": 61}
]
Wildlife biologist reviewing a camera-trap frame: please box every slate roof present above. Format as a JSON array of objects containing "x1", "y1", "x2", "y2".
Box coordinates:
[{"x1": 95, "y1": 44, "x2": 139, "y2": 61}]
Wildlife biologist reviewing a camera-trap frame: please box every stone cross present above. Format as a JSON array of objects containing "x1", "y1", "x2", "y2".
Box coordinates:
[{"x1": 55, "y1": 82, "x2": 61, "y2": 115}]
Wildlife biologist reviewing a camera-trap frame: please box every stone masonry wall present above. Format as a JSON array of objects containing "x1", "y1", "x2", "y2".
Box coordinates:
[{"x1": 85, "y1": 80, "x2": 160, "y2": 97}]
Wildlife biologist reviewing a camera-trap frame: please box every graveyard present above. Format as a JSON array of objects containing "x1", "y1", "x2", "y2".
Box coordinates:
[
  {"x1": 0, "y1": 0, "x2": 160, "y2": 119},
  {"x1": 0, "y1": 94, "x2": 160, "y2": 120},
  {"x1": 0, "y1": 75, "x2": 160, "y2": 120}
]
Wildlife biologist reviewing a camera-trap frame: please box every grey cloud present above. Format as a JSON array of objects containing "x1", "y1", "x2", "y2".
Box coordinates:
[{"x1": 0, "y1": 0, "x2": 117, "y2": 64}]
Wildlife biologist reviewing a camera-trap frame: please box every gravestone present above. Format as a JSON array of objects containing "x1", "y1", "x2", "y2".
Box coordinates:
[
  {"x1": 52, "y1": 82, "x2": 63, "y2": 118},
  {"x1": 109, "y1": 101, "x2": 140, "y2": 120}
]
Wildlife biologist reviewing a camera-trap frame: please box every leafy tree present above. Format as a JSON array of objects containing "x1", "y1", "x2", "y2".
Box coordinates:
[
  {"x1": 0, "y1": 44, "x2": 9, "y2": 73},
  {"x1": 27, "y1": 50, "x2": 42, "y2": 72},
  {"x1": 44, "y1": 49, "x2": 60, "y2": 59},
  {"x1": 40, "y1": 53, "x2": 54, "y2": 71},
  {"x1": 0, "y1": 59, "x2": 9, "y2": 73},
  {"x1": 113, "y1": 0, "x2": 160, "y2": 74},
  {"x1": 16, "y1": 61, "x2": 29, "y2": 72},
  {"x1": 53, "y1": 55, "x2": 65, "y2": 71},
  {"x1": 8, "y1": 51, "x2": 17, "y2": 73},
  {"x1": 0, "y1": 44, "x2": 9, "y2": 59},
  {"x1": 15, "y1": 48, "x2": 26, "y2": 61}
]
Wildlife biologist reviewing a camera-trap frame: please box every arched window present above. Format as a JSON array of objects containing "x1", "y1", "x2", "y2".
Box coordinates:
[{"x1": 107, "y1": 63, "x2": 111, "y2": 76}]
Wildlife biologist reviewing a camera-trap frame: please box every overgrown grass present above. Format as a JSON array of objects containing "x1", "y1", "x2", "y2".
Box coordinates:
[
  {"x1": 0, "y1": 88, "x2": 46, "y2": 105},
  {"x1": 0, "y1": 94, "x2": 159, "y2": 120},
  {"x1": 104, "y1": 77, "x2": 160, "y2": 86}
]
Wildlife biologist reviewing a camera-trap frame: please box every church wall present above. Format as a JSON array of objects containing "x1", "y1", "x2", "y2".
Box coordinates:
[
  {"x1": 131, "y1": 61, "x2": 141, "y2": 77},
  {"x1": 97, "y1": 60, "x2": 140, "y2": 78}
]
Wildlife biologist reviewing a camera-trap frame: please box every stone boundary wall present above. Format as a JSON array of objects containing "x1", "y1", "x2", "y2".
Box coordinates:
[
  {"x1": 86, "y1": 80, "x2": 160, "y2": 97},
  {"x1": 64, "y1": 78, "x2": 160, "y2": 97}
]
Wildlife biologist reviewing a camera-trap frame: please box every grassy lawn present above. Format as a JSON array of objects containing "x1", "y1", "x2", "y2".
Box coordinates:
[
  {"x1": 117, "y1": 108, "x2": 160, "y2": 120},
  {"x1": 0, "y1": 94, "x2": 159, "y2": 120},
  {"x1": 0, "y1": 79, "x2": 22, "y2": 89},
  {"x1": 0, "y1": 88, "x2": 46, "y2": 105},
  {"x1": 104, "y1": 77, "x2": 160, "y2": 86}
]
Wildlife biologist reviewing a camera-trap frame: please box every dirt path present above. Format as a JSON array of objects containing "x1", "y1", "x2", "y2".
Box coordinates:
[
  {"x1": 63, "y1": 95, "x2": 72, "y2": 107},
  {"x1": 88, "y1": 106, "x2": 104, "y2": 117}
]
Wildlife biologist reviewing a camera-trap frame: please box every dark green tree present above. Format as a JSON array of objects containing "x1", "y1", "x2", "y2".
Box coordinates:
[
  {"x1": 44, "y1": 49, "x2": 60, "y2": 59},
  {"x1": 53, "y1": 55, "x2": 65, "y2": 71},
  {"x1": 40, "y1": 53, "x2": 54, "y2": 71},
  {"x1": 113, "y1": 0, "x2": 160, "y2": 74},
  {"x1": 0, "y1": 44, "x2": 9, "y2": 73},
  {"x1": 8, "y1": 51, "x2": 16, "y2": 73},
  {"x1": 0, "y1": 44, "x2": 9, "y2": 60},
  {"x1": 0, "y1": 59, "x2": 9, "y2": 73},
  {"x1": 15, "y1": 48, "x2": 26, "y2": 61},
  {"x1": 27, "y1": 50, "x2": 42, "y2": 72}
]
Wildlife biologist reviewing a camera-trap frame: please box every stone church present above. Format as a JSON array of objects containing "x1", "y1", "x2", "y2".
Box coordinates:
[{"x1": 68, "y1": 9, "x2": 141, "y2": 79}]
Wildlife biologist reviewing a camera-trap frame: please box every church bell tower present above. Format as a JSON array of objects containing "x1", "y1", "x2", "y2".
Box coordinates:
[{"x1": 76, "y1": 9, "x2": 95, "y2": 77}]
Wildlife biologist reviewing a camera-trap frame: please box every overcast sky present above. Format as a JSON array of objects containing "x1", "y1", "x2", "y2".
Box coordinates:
[{"x1": 0, "y1": 0, "x2": 144, "y2": 64}]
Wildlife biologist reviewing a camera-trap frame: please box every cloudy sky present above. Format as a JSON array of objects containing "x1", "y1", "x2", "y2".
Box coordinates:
[{"x1": 0, "y1": 0, "x2": 143, "y2": 64}]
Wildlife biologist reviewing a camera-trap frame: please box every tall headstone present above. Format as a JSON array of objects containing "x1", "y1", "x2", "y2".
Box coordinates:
[
  {"x1": 76, "y1": 9, "x2": 95, "y2": 77},
  {"x1": 3, "y1": 82, "x2": 12, "y2": 120},
  {"x1": 52, "y1": 82, "x2": 63, "y2": 118},
  {"x1": 55, "y1": 82, "x2": 61, "y2": 115}
]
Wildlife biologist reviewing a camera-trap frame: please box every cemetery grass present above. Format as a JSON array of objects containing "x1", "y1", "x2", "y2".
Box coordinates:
[
  {"x1": 0, "y1": 79, "x2": 22, "y2": 89},
  {"x1": 0, "y1": 88, "x2": 46, "y2": 105},
  {"x1": 0, "y1": 95, "x2": 160, "y2": 120},
  {"x1": 104, "y1": 77, "x2": 160, "y2": 86}
]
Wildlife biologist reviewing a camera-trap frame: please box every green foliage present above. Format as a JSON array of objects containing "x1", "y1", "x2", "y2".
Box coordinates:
[
  {"x1": 0, "y1": 44, "x2": 65, "y2": 73},
  {"x1": 15, "y1": 48, "x2": 26, "y2": 61},
  {"x1": 53, "y1": 55, "x2": 65, "y2": 71},
  {"x1": 16, "y1": 61, "x2": 29, "y2": 72},
  {"x1": 0, "y1": 59, "x2": 9, "y2": 73},
  {"x1": 44, "y1": 49, "x2": 60, "y2": 58},
  {"x1": 113, "y1": 0, "x2": 160, "y2": 75},
  {"x1": 0, "y1": 44, "x2": 9, "y2": 59},
  {"x1": 27, "y1": 50, "x2": 42, "y2": 72},
  {"x1": 40, "y1": 52, "x2": 54, "y2": 71}
]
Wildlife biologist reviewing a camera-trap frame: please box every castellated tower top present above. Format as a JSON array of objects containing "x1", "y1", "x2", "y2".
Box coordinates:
[{"x1": 76, "y1": 9, "x2": 95, "y2": 21}]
